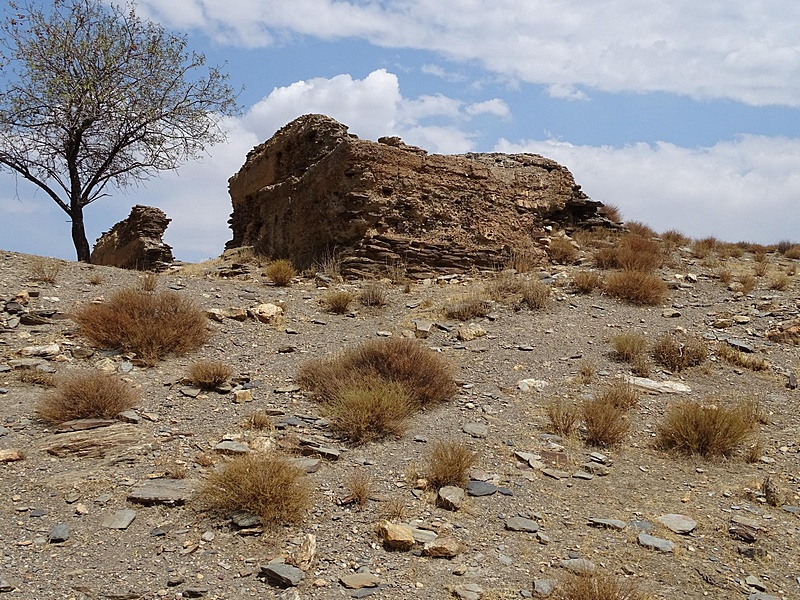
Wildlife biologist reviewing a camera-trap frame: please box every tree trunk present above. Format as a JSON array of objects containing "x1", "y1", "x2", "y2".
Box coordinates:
[{"x1": 71, "y1": 208, "x2": 92, "y2": 262}]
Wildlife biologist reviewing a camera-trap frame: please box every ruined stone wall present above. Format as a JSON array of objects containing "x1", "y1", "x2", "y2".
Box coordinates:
[{"x1": 227, "y1": 114, "x2": 604, "y2": 278}]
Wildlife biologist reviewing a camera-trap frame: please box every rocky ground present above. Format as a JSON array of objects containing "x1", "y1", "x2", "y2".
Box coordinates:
[{"x1": 0, "y1": 242, "x2": 799, "y2": 600}]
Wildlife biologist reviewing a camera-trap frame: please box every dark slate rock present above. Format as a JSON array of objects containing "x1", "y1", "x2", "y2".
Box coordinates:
[
  {"x1": 183, "y1": 586, "x2": 209, "y2": 598},
  {"x1": 260, "y1": 563, "x2": 305, "y2": 587},
  {"x1": 465, "y1": 480, "x2": 497, "y2": 497},
  {"x1": 533, "y1": 579, "x2": 555, "y2": 597},
  {"x1": 588, "y1": 517, "x2": 627, "y2": 530},
  {"x1": 48, "y1": 523, "x2": 70, "y2": 543},
  {"x1": 637, "y1": 533, "x2": 674, "y2": 552},
  {"x1": 127, "y1": 479, "x2": 196, "y2": 506}
]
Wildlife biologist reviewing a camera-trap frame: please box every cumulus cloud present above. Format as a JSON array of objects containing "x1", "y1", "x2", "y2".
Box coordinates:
[
  {"x1": 495, "y1": 135, "x2": 800, "y2": 244},
  {"x1": 137, "y1": 0, "x2": 800, "y2": 106},
  {"x1": 546, "y1": 84, "x2": 589, "y2": 102}
]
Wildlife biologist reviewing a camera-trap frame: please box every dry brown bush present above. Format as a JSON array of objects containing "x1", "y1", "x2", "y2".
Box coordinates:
[
  {"x1": 139, "y1": 272, "x2": 158, "y2": 292},
  {"x1": 739, "y1": 274, "x2": 757, "y2": 294},
  {"x1": 610, "y1": 332, "x2": 647, "y2": 363},
  {"x1": 596, "y1": 381, "x2": 639, "y2": 410},
  {"x1": 582, "y1": 394, "x2": 629, "y2": 448},
  {"x1": 593, "y1": 247, "x2": 619, "y2": 270},
  {"x1": 17, "y1": 369, "x2": 56, "y2": 387},
  {"x1": 344, "y1": 471, "x2": 373, "y2": 509},
  {"x1": 445, "y1": 292, "x2": 492, "y2": 320},
  {"x1": 521, "y1": 280, "x2": 550, "y2": 310},
  {"x1": 29, "y1": 256, "x2": 63, "y2": 284},
  {"x1": 784, "y1": 245, "x2": 800, "y2": 259},
  {"x1": 651, "y1": 334, "x2": 707, "y2": 372},
  {"x1": 753, "y1": 261, "x2": 769, "y2": 277},
  {"x1": 661, "y1": 229, "x2": 690, "y2": 247},
  {"x1": 321, "y1": 290, "x2": 355, "y2": 314},
  {"x1": 242, "y1": 411, "x2": 273, "y2": 431},
  {"x1": 615, "y1": 235, "x2": 662, "y2": 271},
  {"x1": 604, "y1": 270, "x2": 668, "y2": 306},
  {"x1": 486, "y1": 271, "x2": 524, "y2": 301},
  {"x1": 692, "y1": 237, "x2": 719, "y2": 258},
  {"x1": 427, "y1": 440, "x2": 476, "y2": 490},
  {"x1": 548, "y1": 237, "x2": 579, "y2": 264},
  {"x1": 546, "y1": 398, "x2": 579, "y2": 436},
  {"x1": 188, "y1": 360, "x2": 233, "y2": 390},
  {"x1": 626, "y1": 221, "x2": 657, "y2": 238},
  {"x1": 297, "y1": 337, "x2": 456, "y2": 408},
  {"x1": 572, "y1": 270, "x2": 603, "y2": 294},
  {"x1": 505, "y1": 250, "x2": 537, "y2": 273},
  {"x1": 716, "y1": 344, "x2": 769, "y2": 372},
  {"x1": 264, "y1": 259, "x2": 296, "y2": 286},
  {"x1": 716, "y1": 269, "x2": 733, "y2": 285},
  {"x1": 200, "y1": 452, "x2": 311, "y2": 525},
  {"x1": 324, "y1": 377, "x2": 414, "y2": 443},
  {"x1": 554, "y1": 572, "x2": 650, "y2": 600},
  {"x1": 717, "y1": 243, "x2": 745, "y2": 259},
  {"x1": 87, "y1": 272, "x2": 104, "y2": 285},
  {"x1": 599, "y1": 204, "x2": 622, "y2": 223},
  {"x1": 73, "y1": 288, "x2": 209, "y2": 365},
  {"x1": 37, "y1": 372, "x2": 138, "y2": 424},
  {"x1": 769, "y1": 272, "x2": 791, "y2": 291},
  {"x1": 359, "y1": 282, "x2": 388, "y2": 307},
  {"x1": 656, "y1": 399, "x2": 756, "y2": 458}
]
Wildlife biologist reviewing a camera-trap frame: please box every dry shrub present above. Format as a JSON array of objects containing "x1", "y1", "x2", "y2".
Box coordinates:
[
  {"x1": 321, "y1": 290, "x2": 355, "y2": 314},
  {"x1": 29, "y1": 256, "x2": 63, "y2": 284},
  {"x1": 578, "y1": 361, "x2": 595, "y2": 384},
  {"x1": 188, "y1": 360, "x2": 233, "y2": 390},
  {"x1": 379, "y1": 497, "x2": 407, "y2": 521},
  {"x1": 596, "y1": 381, "x2": 639, "y2": 410},
  {"x1": 718, "y1": 243, "x2": 745, "y2": 259},
  {"x1": 631, "y1": 355, "x2": 651, "y2": 377},
  {"x1": 264, "y1": 259, "x2": 296, "y2": 286},
  {"x1": 717, "y1": 269, "x2": 733, "y2": 285},
  {"x1": 548, "y1": 237, "x2": 579, "y2": 264},
  {"x1": 17, "y1": 368, "x2": 56, "y2": 387},
  {"x1": 754, "y1": 248, "x2": 768, "y2": 263},
  {"x1": 738, "y1": 274, "x2": 757, "y2": 294},
  {"x1": 139, "y1": 272, "x2": 158, "y2": 292},
  {"x1": 784, "y1": 245, "x2": 800, "y2": 260},
  {"x1": 87, "y1": 272, "x2": 104, "y2": 285},
  {"x1": 716, "y1": 344, "x2": 769, "y2": 372},
  {"x1": 626, "y1": 221, "x2": 657, "y2": 238},
  {"x1": 753, "y1": 261, "x2": 769, "y2": 277},
  {"x1": 651, "y1": 333, "x2": 707, "y2": 372},
  {"x1": 656, "y1": 399, "x2": 756, "y2": 458},
  {"x1": 521, "y1": 280, "x2": 550, "y2": 310},
  {"x1": 776, "y1": 240, "x2": 795, "y2": 254},
  {"x1": 486, "y1": 271, "x2": 524, "y2": 301},
  {"x1": 582, "y1": 395, "x2": 629, "y2": 447},
  {"x1": 427, "y1": 440, "x2": 476, "y2": 489},
  {"x1": 661, "y1": 229, "x2": 690, "y2": 247},
  {"x1": 506, "y1": 250, "x2": 537, "y2": 273},
  {"x1": 692, "y1": 237, "x2": 719, "y2": 258},
  {"x1": 314, "y1": 248, "x2": 343, "y2": 280},
  {"x1": 324, "y1": 378, "x2": 414, "y2": 443},
  {"x1": 604, "y1": 270, "x2": 668, "y2": 306},
  {"x1": 546, "y1": 398, "x2": 579, "y2": 436},
  {"x1": 445, "y1": 292, "x2": 492, "y2": 321},
  {"x1": 359, "y1": 282, "x2": 388, "y2": 307},
  {"x1": 73, "y1": 288, "x2": 209, "y2": 365},
  {"x1": 37, "y1": 372, "x2": 138, "y2": 424},
  {"x1": 572, "y1": 270, "x2": 603, "y2": 294},
  {"x1": 200, "y1": 452, "x2": 310, "y2": 525},
  {"x1": 593, "y1": 247, "x2": 619, "y2": 270},
  {"x1": 615, "y1": 235, "x2": 662, "y2": 271},
  {"x1": 297, "y1": 337, "x2": 457, "y2": 408},
  {"x1": 345, "y1": 471, "x2": 373, "y2": 509},
  {"x1": 611, "y1": 332, "x2": 647, "y2": 363},
  {"x1": 243, "y1": 411, "x2": 272, "y2": 430},
  {"x1": 554, "y1": 572, "x2": 649, "y2": 600},
  {"x1": 600, "y1": 204, "x2": 622, "y2": 223},
  {"x1": 769, "y1": 272, "x2": 791, "y2": 291}
]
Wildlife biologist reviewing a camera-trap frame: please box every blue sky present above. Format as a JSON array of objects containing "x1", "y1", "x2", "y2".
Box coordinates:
[{"x1": 2, "y1": 0, "x2": 800, "y2": 262}]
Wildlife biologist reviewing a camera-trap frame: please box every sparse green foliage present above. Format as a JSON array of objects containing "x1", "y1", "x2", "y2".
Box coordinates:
[
  {"x1": 37, "y1": 371, "x2": 138, "y2": 423},
  {"x1": 0, "y1": 0, "x2": 239, "y2": 261},
  {"x1": 73, "y1": 287, "x2": 209, "y2": 364},
  {"x1": 427, "y1": 440, "x2": 476, "y2": 490},
  {"x1": 200, "y1": 452, "x2": 311, "y2": 525}
]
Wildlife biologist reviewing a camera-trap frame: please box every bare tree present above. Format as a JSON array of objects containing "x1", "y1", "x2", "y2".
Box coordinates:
[{"x1": 0, "y1": 0, "x2": 239, "y2": 261}]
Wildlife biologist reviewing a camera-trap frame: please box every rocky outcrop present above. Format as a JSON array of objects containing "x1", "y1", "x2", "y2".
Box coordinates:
[
  {"x1": 91, "y1": 205, "x2": 174, "y2": 271},
  {"x1": 227, "y1": 114, "x2": 606, "y2": 278}
]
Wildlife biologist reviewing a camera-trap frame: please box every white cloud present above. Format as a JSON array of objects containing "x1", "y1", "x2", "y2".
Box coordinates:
[
  {"x1": 495, "y1": 135, "x2": 800, "y2": 244},
  {"x1": 465, "y1": 99, "x2": 511, "y2": 119},
  {"x1": 138, "y1": 0, "x2": 800, "y2": 106},
  {"x1": 421, "y1": 63, "x2": 467, "y2": 83},
  {"x1": 546, "y1": 84, "x2": 589, "y2": 102}
]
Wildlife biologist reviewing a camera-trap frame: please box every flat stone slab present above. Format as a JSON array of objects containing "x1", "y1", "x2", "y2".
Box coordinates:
[
  {"x1": 437, "y1": 486, "x2": 465, "y2": 511},
  {"x1": 260, "y1": 563, "x2": 305, "y2": 587},
  {"x1": 638, "y1": 533, "x2": 674, "y2": 553},
  {"x1": 560, "y1": 558, "x2": 595, "y2": 574},
  {"x1": 462, "y1": 422, "x2": 488, "y2": 438},
  {"x1": 625, "y1": 376, "x2": 691, "y2": 394},
  {"x1": 102, "y1": 509, "x2": 137, "y2": 530},
  {"x1": 588, "y1": 517, "x2": 627, "y2": 530},
  {"x1": 465, "y1": 480, "x2": 497, "y2": 496},
  {"x1": 48, "y1": 523, "x2": 70, "y2": 543},
  {"x1": 542, "y1": 468, "x2": 570, "y2": 479},
  {"x1": 127, "y1": 479, "x2": 196, "y2": 505},
  {"x1": 340, "y1": 573, "x2": 379, "y2": 589},
  {"x1": 214, "y1": 440, "x2": 251, "y2": 454},
  {"x1": 656, "y1": 513, "x2": 696, "y2": 534},
  {"x1": 505, "y1": 516, "x2": 539, "y2": 532}
]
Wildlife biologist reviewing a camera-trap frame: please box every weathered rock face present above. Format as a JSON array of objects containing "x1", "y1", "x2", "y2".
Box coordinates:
[
  {"x1": 91, "y1": 205, "x2": 174, "y2": 271},
  {"x1": 227, "y1": 114, "x2": 605, "y2": 278}
]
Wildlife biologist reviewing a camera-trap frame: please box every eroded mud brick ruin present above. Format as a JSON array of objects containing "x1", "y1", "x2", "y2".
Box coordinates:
[{"x1": 227, "y1": 114, "x2": 608, "y2": 278}]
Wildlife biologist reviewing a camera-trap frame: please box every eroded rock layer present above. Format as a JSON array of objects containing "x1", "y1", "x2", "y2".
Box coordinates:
[{"x1": 91, "y1": 205, "x2": 174, "y2": 271}]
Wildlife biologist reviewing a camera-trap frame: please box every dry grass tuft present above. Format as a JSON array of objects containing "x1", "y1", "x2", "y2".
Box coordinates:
[
  {"x1": 739, "y1": 274, "x2": 757, "y2": 294},
  {"x1": 546, "y1": 398, "x2": 580, "y2": 436},
  {"x1": 17, "y1": 369, "x2": 56, "y2": 387},
  {"x1": 596, "y1": 381, "x2": 639, "y2": 410},
  {"x1": 344, "y1": 471, "x2": 373, "y2": 509},
  {"x1": 521, "y1": 280, "x2": 550, "y2": 310},
  {"x1": 626, "y1": 221, "x2": 657, "y2": 238},
  {"x1": 599, "y1": 204, "x2": 622, "y2": 223},
  {"x1": 324, "y1": 377, "x2": 414, "y2": 443},
  {"x1": 604, "y1": 270, "x2": 668, "y2": 306},
  {"x1": 656, "y1": 399, "x2": 757, "y2": 458},
  {"x1": 320, "y1": 290, "x2": 355, "y2": 314},
  {"x1": 73, "y1": 288, "x2": 209, "y2": 365},
  {"x1": 427, "y1": 440, "x2": 477, "y2": 490},
  {"x1": 611, "y1": 332, "x2": 648, "y2": 363},
  {"x1": 139, "y1": 272, "x2": 158, "y2": 292},
  {"x1": 242, "y1": 411, "x2": 273, "y2": 431},
  {"x1": 200, "y1": 452, "x2": 311, "y2": 525},
  {"x1": 716, "y1": 269, "x2": 733, "y2": 285},
  {"x1": 87, "y1": 272, "x2": 104, "y2": 285},
  {"x1": 784, "y1": 245, "x2": 800, "y2": 260},
  {"x1": 486, "y1": 271, "x2": 524, "y2": 301},
  {"x1": 753, "y1": 261, "x2": 769, "y2": 277},
  {"x1": 359, "y1": 282, "x2": 388, "y2": 307},
  {"x1": 651, "y1": 334, "x2": 707, "y2": 372},
  {"x1": 264, "y1": 259, "x2": 296, "y2": 286},
  {"x1": 554, "y1": 572, "x2": 649, "y2": 600},
  {"x1": 188, "y1": 360, "x2": 234, "y2": 390},
  {"x1": 572, "y1": 270, "x2": 603, "y2": 294},
  {"x1": 615, "y1": 235, "x2": 662, "y2": 272},
  {"x1": 548, "y1": 237, "x2": 579, "y2": 264},
  {"x1": 768, "y1": 272, "x2": 791, "y2": 291},
  {"x1": 661, "y1": 229, "x2": 691, "y2": 247},
  {"x1": 37, "y1": 372, "x2": 138, "y2": 424},
  {"x1": 582, "y1": 394, "x2": 629, "y2": 448},
  {"x1": 692, "y1": 237, "x2": 719, "y2": 258},
  {"x1": 29, "y1": 256, "x2": 63, "y2": 284},
  {"x1": 715, "y1": 344, "x2": 769, "y2": 372},
  {"x1": 445, "y1": 292, "x2": 492, "y2": 321},
  {"x1": 298, "y1": 337, "x2": 457, "y2": 408},
  {"x1": 505, "y1": 250, "x2": 537, "y2": 273}
]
